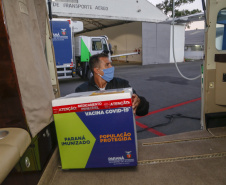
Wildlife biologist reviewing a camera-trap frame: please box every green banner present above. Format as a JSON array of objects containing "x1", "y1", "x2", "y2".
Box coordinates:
[{"x1": 54, "y1": 112, "x2": 96, "y2": 169}]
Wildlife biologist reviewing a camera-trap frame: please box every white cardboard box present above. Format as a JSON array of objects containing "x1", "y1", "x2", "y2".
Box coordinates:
[{"x1": 52, "y1": 88, "x2": 138, "y2": 169}]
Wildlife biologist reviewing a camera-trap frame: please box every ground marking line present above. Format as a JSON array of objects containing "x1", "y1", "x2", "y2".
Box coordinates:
[
  {"x1": 136, "y1": 121, "x2": 166, "y2": 136},
  {"x1": 135, "y1": 97, "x2": 201, "y2": 136},
  {"x1": 136, "y1": 97, "x2": 201, "y2": 119}
]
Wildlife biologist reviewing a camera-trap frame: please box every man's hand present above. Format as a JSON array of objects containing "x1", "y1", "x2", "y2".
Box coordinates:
[{"x1": 132, "y1": 94, "x2": 140, "y2": 114}]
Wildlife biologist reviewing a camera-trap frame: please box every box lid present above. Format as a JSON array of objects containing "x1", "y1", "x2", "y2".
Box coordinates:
[{"x1": 52, "y1": 88, "x2": 133, "y2": 114}]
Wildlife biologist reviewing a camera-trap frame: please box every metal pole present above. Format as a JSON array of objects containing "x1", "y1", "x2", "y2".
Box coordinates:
[{"x1": 47, "y1": 0, "x2": 53, "y2": 34}]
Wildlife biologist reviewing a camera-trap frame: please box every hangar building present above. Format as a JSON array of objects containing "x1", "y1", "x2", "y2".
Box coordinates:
[{"x1": 52, "y1": 0, "x2": 185, "y2": 65}]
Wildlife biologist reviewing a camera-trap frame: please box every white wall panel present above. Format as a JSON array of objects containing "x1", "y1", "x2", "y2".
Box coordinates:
[{"x1": 170, "y1": 25, "x2": 185, "y2": 63}]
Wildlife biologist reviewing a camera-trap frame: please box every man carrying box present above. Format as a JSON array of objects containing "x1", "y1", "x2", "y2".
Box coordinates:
[{"x1": 75, "y1": 53, "x2": 149, "y2": 116}]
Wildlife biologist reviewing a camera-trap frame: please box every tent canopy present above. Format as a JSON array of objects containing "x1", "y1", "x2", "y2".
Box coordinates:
[{"x1": 51, "y1": 0, "x2": 168, "y2": 33}]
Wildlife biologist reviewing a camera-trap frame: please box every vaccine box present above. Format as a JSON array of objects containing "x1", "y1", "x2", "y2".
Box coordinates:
[{"x1": 52, "y1": 88, "x2": 137, "y2": 169}]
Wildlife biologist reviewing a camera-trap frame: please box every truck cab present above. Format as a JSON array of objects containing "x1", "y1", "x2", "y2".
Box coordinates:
[{"x1": 74, "y1": 35, "x2": 112, "y2": 79}]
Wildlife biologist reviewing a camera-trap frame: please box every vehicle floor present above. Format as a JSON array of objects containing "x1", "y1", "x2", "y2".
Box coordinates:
[{"x1": 38, "y1": 127, "x2": 226, "y2": 185}]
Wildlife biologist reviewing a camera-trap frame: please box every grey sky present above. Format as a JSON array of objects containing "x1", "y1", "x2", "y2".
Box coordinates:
[
  {"x1": 148, "y1": 0, "x2": 203, "y2": 11},
  {"x1": 148, "y1": 0, "x2": 204, "y2": 30}
]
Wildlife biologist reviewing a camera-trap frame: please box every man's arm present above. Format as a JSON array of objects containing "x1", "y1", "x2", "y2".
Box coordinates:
[
  {"x1": 131, "y1": 93, "x2": 149, "y2": 116},
  {"x1": 115, "y1": 78, "x2": 149, "y2": 116},
  {"x1": 135, "y1": 95, "x2": 149, "y2": 116}
]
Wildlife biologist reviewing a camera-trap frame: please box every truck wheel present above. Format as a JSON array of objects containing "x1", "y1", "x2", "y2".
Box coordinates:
[
  {"x1": 82, "y1": 64, "x2": 86, "y2": 79},
  {"x1": 76, "y1": 66, "x2": 82, "y2": 78},
  {"x1": 87, "y1": 69, "x2": 93, "y2": 80}
]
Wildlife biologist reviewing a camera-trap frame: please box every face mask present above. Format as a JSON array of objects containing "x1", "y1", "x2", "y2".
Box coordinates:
[{"x1": 98, "y1": 67, "x2": 115, "y2": 82}]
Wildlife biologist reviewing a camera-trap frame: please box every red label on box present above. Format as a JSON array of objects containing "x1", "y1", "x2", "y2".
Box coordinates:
[{"x1": 52, "y1": 98, "x2": 132, "y2": 114}]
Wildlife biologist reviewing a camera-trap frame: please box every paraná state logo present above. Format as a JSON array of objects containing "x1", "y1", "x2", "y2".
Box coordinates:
[
  {"x1": 126, "y1": 151, "x2": 132, "y2": 159},
  {"x1": 61, "y1": 29, "x2": 67, "y2": 36}
]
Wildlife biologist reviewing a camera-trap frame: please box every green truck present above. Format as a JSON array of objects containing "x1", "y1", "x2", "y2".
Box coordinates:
[{"x1": 74, "y1": 35, "x2": 112, "y2": 79}]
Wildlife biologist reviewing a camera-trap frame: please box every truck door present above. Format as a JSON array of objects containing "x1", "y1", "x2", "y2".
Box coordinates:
[
  {"x1": 90, "y1": 38, "x2": 103, "y2": 56},
  {"x1": 102, "y1": 38, "x2": 112, "y2": 61}
]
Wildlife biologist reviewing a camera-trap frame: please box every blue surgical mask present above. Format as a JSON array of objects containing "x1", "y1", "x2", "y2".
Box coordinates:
[{"x1": 99, "y1": 67, "x2": 115, "y2": 82}]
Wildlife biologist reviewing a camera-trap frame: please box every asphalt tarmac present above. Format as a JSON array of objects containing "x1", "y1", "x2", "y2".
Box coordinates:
[{"x1": 59, "y1": 61, "x2": 203, "y2": 140}]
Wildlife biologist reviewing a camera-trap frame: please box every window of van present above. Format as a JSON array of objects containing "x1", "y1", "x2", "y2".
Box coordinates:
[{"x1": 216, "y1": 8, "x2": 226, "y2": 50}]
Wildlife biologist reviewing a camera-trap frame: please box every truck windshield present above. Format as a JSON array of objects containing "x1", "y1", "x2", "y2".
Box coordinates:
[{"x1": 92, "y1": 39, "x2": 102, "y2": 51}]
